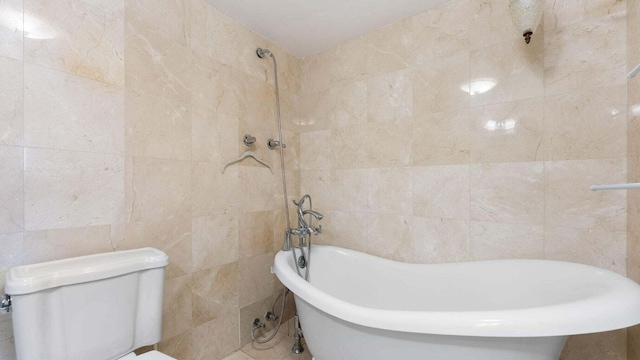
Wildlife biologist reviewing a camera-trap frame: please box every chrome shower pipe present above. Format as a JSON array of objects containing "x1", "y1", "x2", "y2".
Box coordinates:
[{"x1": 257, "y1": 48, "x2": 292, "y2": 251}]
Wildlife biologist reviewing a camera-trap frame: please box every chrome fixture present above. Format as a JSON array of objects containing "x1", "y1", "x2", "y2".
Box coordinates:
[
  {"x1": 243, "y1": 134, "x2": 257, "y2": 146},
  {"x1": 292, "y1": 315, "x2": 305, "y2": 354},
  {"x1": 509, "y1": 0, "x2": 544, "y2": 44},
  {"x1": 256, "y1": 47, "x2": 293, "y2": 252},
  {"x1": 251, "y1": 287, "x2": 290, "y2": 344},
  {"x1": 267, "y1": 138, "x2": 286, "y2": 150},
  {"x1": 253, "y1": 318, "x2": 265, "y2": 329},
  {"x1": 1, "y1": 294, "x2": 11, "y2": 314},
  {"x1": 289, "y1": 194, "x2": 323, "y2": 280}
]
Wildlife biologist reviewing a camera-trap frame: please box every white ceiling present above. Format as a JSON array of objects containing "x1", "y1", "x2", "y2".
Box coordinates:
[{"x1": 206, "y1": 0, "x2": 454, "y2": 58}]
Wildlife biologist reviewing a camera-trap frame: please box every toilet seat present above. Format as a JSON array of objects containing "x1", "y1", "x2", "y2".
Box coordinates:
[{"x1": 118, "y1": 351, "x2": 176, "y2": 360}]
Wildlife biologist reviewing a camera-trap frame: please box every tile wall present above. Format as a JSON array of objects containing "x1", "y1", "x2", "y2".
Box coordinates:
[
  {"x1": 0, "y1": 0, "x2": 636, "y2": 359},
  {"x1": 295, "y1": 0, "x2": 630, "y2": 358},
  {"x1": 0, "y1": 0, "x2": 301, "y2": 359},
  {"x1": 628, "y1": 0, "x2": 640, "y2": 358}
]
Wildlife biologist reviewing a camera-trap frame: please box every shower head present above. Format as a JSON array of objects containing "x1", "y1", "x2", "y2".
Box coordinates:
[{"x1": 256, "y1": 48, "x2": 273, "y2": 59}]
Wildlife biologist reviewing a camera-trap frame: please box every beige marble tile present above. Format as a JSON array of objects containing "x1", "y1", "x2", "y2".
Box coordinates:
[
  {"x1": 0, "y1": 233, "x2": 24, "y2": 275},
  {"x1": 331, "y1": 122, "x2": 412, "y2": 169},
  {"x1": 300, "y1": 170, "x2": 331, "y2": 212},
  {"x1": 124, "y1": 26, "x2": 192, "y2": 104},
  {"x1": 367, "y1": 214, "x2": 413, "y2": 262},
  {"x1": 329, "y1": 169, "x2": 370, "y2": 213},
  {"x1": 0, "y1": 146, "x2": 23, "y2": 233},
  {"x1": 0, "y1": 310, "x2": 13, "y2": 341},
  {"x1": 545, "y1": 159, "x2": 626, "y2": 231},
  {"x1": 327, "y1": 40, "x2": 369, "y2": 88},
  {"x1": 192, "y1": 213, "x2": 239, "y2": 272},
  {"x1": 544, "y1": 0, "x2": 627, "y2": 32},
  {"x1": 240, "y1": 166, "x2": 276, "y2": 213},
  {"x1": 24, "y1": 148, "x2": 125, "y2": 230},
  {"x1": 299, "y1": 131, "x2": 331, "y2": 171},
  {"x1": 158, "y1": 330, "x2": 193, "y2": 360},
  {"x1": 24, "y1": 0, "x2": 124, "y2": 85},
  {"x1": 329, "y1": 81, "x2": 367, "y2": 128},
  {"x1": 0, "y1": 56, "x2": 23, "y2": 146},
  {"x1": 239, "y1": 296, "x2": 278, "y2": 347},
  {"x1": 0, "y1": 0, "x2": 22, "y2": 60},
  {"x1": 192, "y1": 262, "x2": 239, "y2": 327},
  {"x1": 544, "y1": 13, "x2": 626, "y2": 96},
  {"x1": 470, "y1": 98, "x2": 544, "y2": 163},
  {"x1": 125, "y1": 91, "x2": 191, "y2": 160},
  {"x1": 470, "y1": 36, "x2": 543, "y2": 107},
  {"x1": 294, "y1": 89, "x2": 332, "y2": 132},
  {"x1": 191, "y1": 312, "x2": 240, "y2": 360},
  {"x1": 222, "y1": 351, "x2": 253, "y2": 360},
  {"x1": 545, "y1": 225, "x2": 626, "y2": 275},
  {"x1": 240, "y1": 211, "x2": 274, "y2": 259},
  {"x1": 470, "y1": 162, "x2": 544, "y2": 225},
  {"x1": 411, "y1": 217, "x2": 471, "y2": 264},
  {"x1": 25, "y1": 63, "x2": 124, "y2": 154},
  {"x1": 192, "y1": 102, "x2": 241, "y2": 164},
  {"x1": 411, "y1": 109, "x2": 470, "y2": 166},
  {"x1": 629, "y1": 325, "x2": 640, "y2": 360},
  {"x1": 125, "y1": 0, "x2": 189, "y2": 51},
  {"x1": 470, "y1": 221, "x2": 543, "y2": 260},
  {"x1": 127, "y1": 156, "x2": 190, "y2": 223},
  {"x1": 560, "y1": 330, "x2": 627, "y2": 360},
  {"x1": 239, "y1": 252, "x2": 275, "y2": 307},
  {"x1": 192, "y1": 162, "x2": 239, "y2": 217},
  {"x1": 162, "y1": 274, "x2": 193, "y2": 340},
  {"x1": 470, "y1": 0, "x2": 523, "y2": 49},
  {"x1": 112, "y1": 216, "x2": 192, "y2": 279},
  {"x1": 23, "y1": 225, "x2": 114, "y2": 264},
  {"x1": 411, "y1": 165, "x2": 470, "y2": 220},
  {"x1": 629, "y1": 0, "x2": 640, "y2": 69},
  {"x1": 544, "y1": 85, "x2": 626, "y2": 161},
  {"x1": 413, "y1": 52, "x2": 470, "y2": 116},
  {"x1": 364, "y1": 20, "x2": 412, "y2": 77},
  {"x1": 367, "y1": 69, "x2": 413, "y2": 123},
  {"x1": 300, "y1": 51, "x2": 332, "y2": 95},
  {"x1": 406, "y1": 0, "x2": 472, "y2": 65}
]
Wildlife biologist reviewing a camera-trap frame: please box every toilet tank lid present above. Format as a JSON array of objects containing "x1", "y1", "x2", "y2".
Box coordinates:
[{"x1": 5, "y1": 248, "x2": 169, "y2": 295}]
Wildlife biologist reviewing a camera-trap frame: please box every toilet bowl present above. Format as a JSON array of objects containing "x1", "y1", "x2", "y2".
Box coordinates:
[{"x1": 5, "y1": 248, "x2": 176, "y2": 360}]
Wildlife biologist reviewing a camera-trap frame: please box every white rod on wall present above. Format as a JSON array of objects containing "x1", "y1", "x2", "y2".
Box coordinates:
[
  {"x1": 629, "y1": 64, "x2": 640, "y2": 78},
  {"x1": 590, "y1": 183, "x2": 640, "y2": 191}
]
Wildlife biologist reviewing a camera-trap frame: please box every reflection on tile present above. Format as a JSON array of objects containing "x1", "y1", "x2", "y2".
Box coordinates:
[
  {"x1": 470, "y1": 37, "x2": 543, "y2": 106},
  {"x1": 25, "y1": 148, "x2": 124, "y2": 231},
  {"x1": 411, "y1": 217, "x2": 471, "y2": 264},
  {"x1": 0, "y1": 0, "x2": 23, "y2": 60},
  {"x1": 25, "y1": 64, "x2": 124, "y2": 154},
  {"x1": 411, "y1": 109, "x2": 470, "y2": 166},
  {"x1": 0, "y1": 56, "x2": 23, "y2": 146},
  {"x1": 470, "y1": 162, "x2": 544, "y2": 225},
  {"x1": 24, "y1": 0, "x2": 124, "y2": 85},
  {"x1": 192, "y1": 213, "x2": 239, "y2": 271},
  {"x1": 470, "y1": 98, "x2": 544, "y2": 163},
  {"x1": 544, "y1": 86, "x2": 626, "y2": 161},
  {"x1": 545, "y1": 159, "x2": 626, "y2": 231},
  {"x1": 470, "y1": 221, "x2": 543, "y2": 260},
  {"x1": 413, "y1": 52, "x2": 470, "y2": 115},
  {"x1": 0, "y1": 146, "x2": 23, "y2": 233},
  {"x1": 126, "y1": 91, "x2": 191, "y2": 160},
  {"x1": 411, "y1": 165, "x2": 470, "y2": 220}
]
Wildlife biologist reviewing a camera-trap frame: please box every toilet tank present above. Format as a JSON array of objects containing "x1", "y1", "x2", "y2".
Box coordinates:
[{"x1": 4, "y1": 248, "x2": 169, "y2": 360}]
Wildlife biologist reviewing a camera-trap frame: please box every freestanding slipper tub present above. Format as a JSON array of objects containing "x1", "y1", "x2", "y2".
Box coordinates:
[{"x1": 274, "y1": 246, "x2": 640, "y2": 360}]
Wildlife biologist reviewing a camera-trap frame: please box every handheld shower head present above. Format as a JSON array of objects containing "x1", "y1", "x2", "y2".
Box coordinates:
[{"x1": 256, "y1": 48, "x2": 273, "y2": 59}]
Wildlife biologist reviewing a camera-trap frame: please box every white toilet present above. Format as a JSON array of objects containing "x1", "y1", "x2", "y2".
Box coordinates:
[{"x1": 4, "y1": 248, "x2": 177, "y2": 360}]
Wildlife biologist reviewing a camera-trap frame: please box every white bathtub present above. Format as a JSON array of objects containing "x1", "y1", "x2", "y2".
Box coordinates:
[{"x1": 274, "y1": 246, "x2": 640, "y2": 360}]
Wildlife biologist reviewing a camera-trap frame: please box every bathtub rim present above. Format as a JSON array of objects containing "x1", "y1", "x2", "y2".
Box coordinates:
[{"x1": 274, "y1": 245, "x2": 640, "y2": 337}]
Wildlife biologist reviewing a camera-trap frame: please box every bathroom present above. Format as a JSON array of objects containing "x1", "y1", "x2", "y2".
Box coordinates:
[{"x1": 0, "y1": 0, "x2": 638, "y2": 359}]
